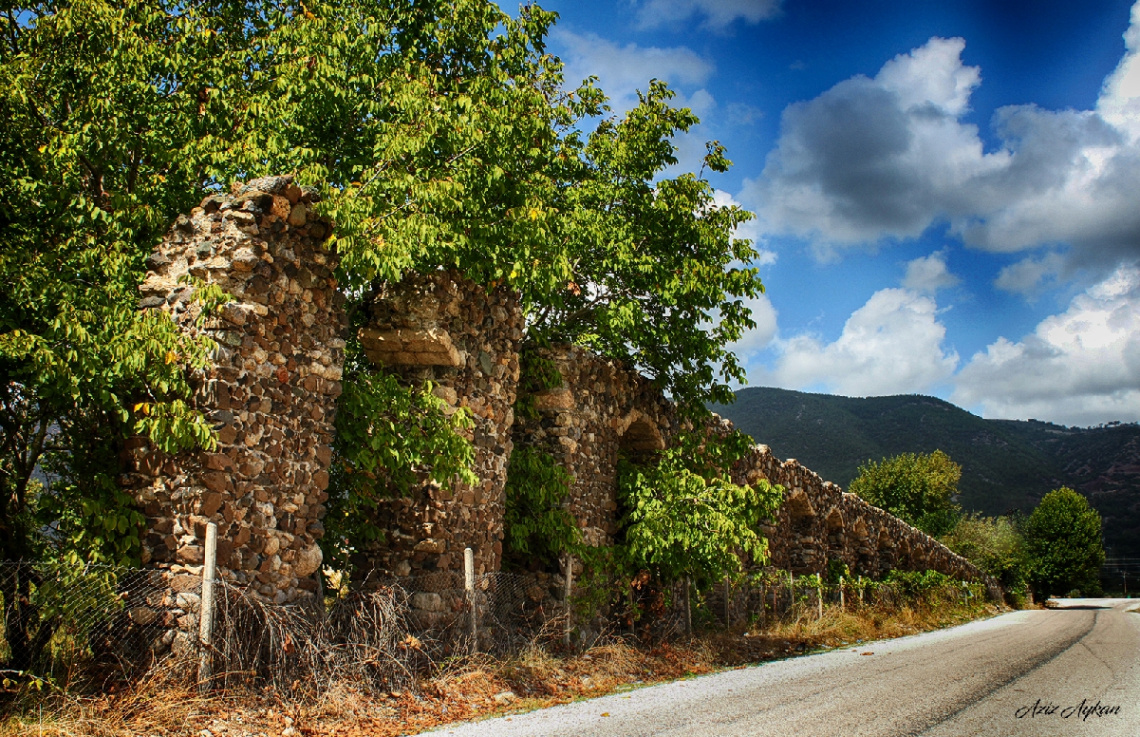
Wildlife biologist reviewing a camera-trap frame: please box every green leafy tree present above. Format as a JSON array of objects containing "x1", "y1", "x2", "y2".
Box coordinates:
[
  {"x1": 617, "y1": 433, "x2": 781, "y2": 589},
  {"x1": 849, "y1": 450, "x2": 962, "y2": 536},
  {"x1": 528, "y1": 81, "x2": 765, "y2": 412},
  {"x1": 1023, "y1": 487, "x2": 1105, "y2": 599},
  {"x1": 942, "y1": 513, "x2": 1030, "y2": 604},
  {"x1": 3, "y1": 0, "x2": 769, "y2": 595},
  {"x1": 0, "y1": 0, "x2": 574, "y2": 671},
  {"x1": 0, "y1": 0, "x2": 570, "y2": 556}
]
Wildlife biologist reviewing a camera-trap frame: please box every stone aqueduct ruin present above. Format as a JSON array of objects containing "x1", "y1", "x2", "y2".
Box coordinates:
[{"x1": 121, "y1": 178, "x2": 989, "y2": 629}]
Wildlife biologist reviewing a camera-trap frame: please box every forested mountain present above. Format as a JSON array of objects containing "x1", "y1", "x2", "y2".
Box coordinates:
[{"x1": 712, "y1": 387, "x2": 1140, "y2": 559}]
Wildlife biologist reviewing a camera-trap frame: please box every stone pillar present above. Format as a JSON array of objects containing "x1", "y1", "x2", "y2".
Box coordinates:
[
  {"x1": 354, "y1": 270, "x2": 522, "y2": 581},
  {"x1": 121, "y1": 175, "x2": 345, "y2": 614}
]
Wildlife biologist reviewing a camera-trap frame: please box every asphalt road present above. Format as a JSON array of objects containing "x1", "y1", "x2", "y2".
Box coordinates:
[{"x1": 424, "y1": 599, "x2": 1140, "y2": 737}]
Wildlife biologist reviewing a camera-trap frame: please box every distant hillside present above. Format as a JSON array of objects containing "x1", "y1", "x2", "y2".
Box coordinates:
[{"x1": 711, "y1": 387, "x2": 1140, "y2": 560}]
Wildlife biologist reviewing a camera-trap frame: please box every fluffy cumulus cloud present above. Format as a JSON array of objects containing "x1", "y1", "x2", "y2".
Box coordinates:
[
  {"x1": 952, "y1": 266, "x2": 1140, "y2": 426},
  {"x1": 743, "y1": 37, "x2": 1005, "y2": 255},
  {"x1": 551, "y1": 29, "x2": 714, "y2": 114},
  {"x1": 993, "y1": 251, "x2": 1066, "y2": 296},
  {"x1": 903, "y1": 250, "x2": 959, "y2": 294},
  {"x1": 757, "y1": 288, "x2": 959, "y2": 397},
  {"x1": 634, "y1": 0, "x2": 782, "y2": 32},
  {"x1": 728, "y1": 293, "x2": 780, "y2": 361},
  {"x1": 743, "y1": 6, "x2": 1140, "y2": 272}
]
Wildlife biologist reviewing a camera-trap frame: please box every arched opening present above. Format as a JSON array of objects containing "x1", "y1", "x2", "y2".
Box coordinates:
[
  {"x1": 612, "y1": 411, "x2": 666, "y2": 549},
  {"x1": 852, "y1": 518, "x2": 875, "y2": 577},
  {"x1": 618, "y1": 411, "x2": 665, "y2": 463},
  {"x1": 877, "y1": 529, "x2": 896, "y2": 578},
  {"x1": 825, "y1": 508, "x2": 845, "y2": 551},
  {"x1": 786, "y1": 489, "x2": 816, "y2": 538}
]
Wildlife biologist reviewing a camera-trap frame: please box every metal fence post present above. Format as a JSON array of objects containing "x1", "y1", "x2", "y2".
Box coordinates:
[
  {"x1": 817, "y1": 580, "x2": 823, "y2": 620},
  {"x1": 197, "y1": 522, "x2": 218, "y2": 693},
  {"x1": 464, "y1": 547, "x2": 478, "y2": 654}
]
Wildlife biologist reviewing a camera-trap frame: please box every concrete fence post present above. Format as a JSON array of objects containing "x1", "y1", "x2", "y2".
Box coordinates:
[
  {"x1": 723, "y1": 576, "x2": 731, "y2": 627},
  {"x1": 562, "y1": 553, "x2": 574, "y2": 647},
  {"x1": 683, "y1": 577, "x2": 693, "y2": 636},
  {"x1": 817, "y1": 580, "x2": 823, "y2": 620},
  {"x1": 839, "y1": 575, "x2": 845, "y2": 610},
  {"x1": 464, "y1": 547, "x2": 478, "y2": 654},
  {"x1": 197, "y1": 522, "x2": 218, "y2": 693}
]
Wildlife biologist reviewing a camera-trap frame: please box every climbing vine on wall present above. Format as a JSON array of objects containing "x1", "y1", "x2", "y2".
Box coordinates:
[
  {"x1": 326, "y1": 371, "x2": 477, "y2": 572},
  {"x1": 503, "y1": 447, "x2": 581, "y2": 566},
  {"x1": 512, "y1": 343, "x2": 564, "y2": 422}
]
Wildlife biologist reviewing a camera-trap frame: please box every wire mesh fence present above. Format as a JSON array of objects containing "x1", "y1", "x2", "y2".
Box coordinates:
[
  {"x1": 0, "y1": 555, "x2": 990, "y2": 701},
  {"x1": 0, "y1": 560, "x2": 188, "y2": 692}
]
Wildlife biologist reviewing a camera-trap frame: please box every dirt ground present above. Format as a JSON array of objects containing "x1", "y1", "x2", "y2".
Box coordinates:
[{"x1": 1, "y1": 602, "x2": 1001, "y2": 737}]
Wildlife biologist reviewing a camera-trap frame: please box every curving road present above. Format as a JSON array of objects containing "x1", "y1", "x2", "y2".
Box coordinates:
[{"x1": 424, "y1": 599, "x2": 1140, "y2": 737}]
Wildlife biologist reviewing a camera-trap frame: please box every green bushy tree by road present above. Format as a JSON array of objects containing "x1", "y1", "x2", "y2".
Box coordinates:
[
  {"x1": 941, "y1": 513, "x2": 1030, "y2": 605},
  {"x1": 617, "y1": 432, "x2": 781, "y2": 589},
  {"x1": 1023, "y1": 487, "x2": 1105, "y2": 599},
  {"x1": 849, "y1": 450, "x2": 962, "y2": 536}
]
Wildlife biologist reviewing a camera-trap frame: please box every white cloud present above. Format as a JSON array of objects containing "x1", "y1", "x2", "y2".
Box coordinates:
[
  {"x1": 903, "y1": 250, "x2": 959, "y2": 294},
  {"x1": 552, "y1": 29, "x2": 714, "y2": 114},
  {"x1": 725, "y1": 101, "x2": 764, "y2": 126},
  {"x1": 743, "y1": 37, "x2": 1006, "y2": 256},
  {"x1": 730, "y1": 293, "x2": 779, "y2": 359},
  {"x1": 743, "y1": 8, "x2": 1140, "y2": 272},
  {"x1": 952, "y1": 266, "x2": 1140, "y2": 425},
  {"x1": 993, "y1": 252, "x2": 1066, "y2": 296},
  {"x1": 634, "y1": 0, "x2": 782, "y2": 32},
  {"x1": 1099, "y1": 0, "x2": 1140, "y2": 142},
  {"x1": 758, "y1": 288, "x2": 959, "y2": 396}
]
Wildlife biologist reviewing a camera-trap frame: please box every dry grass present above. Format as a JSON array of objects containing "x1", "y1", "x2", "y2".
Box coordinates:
[{"x1": 0, "y1": 599, "x2": 1001, "y2": 737}]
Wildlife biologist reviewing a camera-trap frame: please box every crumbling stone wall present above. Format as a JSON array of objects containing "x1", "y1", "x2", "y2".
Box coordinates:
[
  {"x1": 511, "y1": 345, "x2": 680, "y2": 549},
  {"x1": 355, "y1": 270, "x2": 523, "y2": 582},
  {"x1": 121, "y1": 175, "x2": 344, "y2": 618},
  {"x1": 724, "y1": 430, "x2": 983, "y2": 581},
  {"x1": 126, "y1": 188, "x2": 993, "y2": 633},
  {"x1": 514, "y1": 353, "x2": 988, "y2": 586}
]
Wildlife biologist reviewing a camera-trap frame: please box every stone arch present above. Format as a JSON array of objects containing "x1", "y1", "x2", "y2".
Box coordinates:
[
  {"x1": 606, "y1": 409, "x2": 667, "y2": 547},
  {"x1": 785, "y1": 489, "x2": 816, "y2": 538},
  {"x1": 824, "y1": 507, "x2": 845, "y2": 553},
  {"x1": 617, "y1": 410, "x2": 665, "y2": 456}
]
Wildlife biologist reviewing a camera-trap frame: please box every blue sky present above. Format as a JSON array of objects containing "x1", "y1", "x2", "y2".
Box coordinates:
[{"x1": 534, "y1": 0, "x2": 1140, "y2": 427}]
